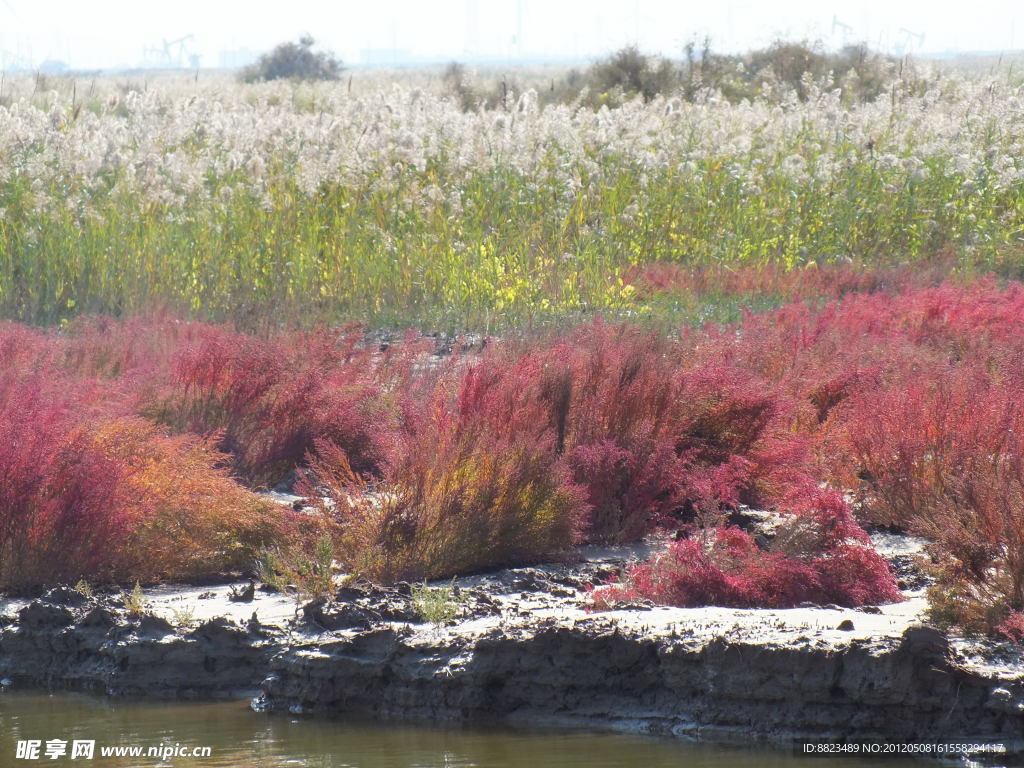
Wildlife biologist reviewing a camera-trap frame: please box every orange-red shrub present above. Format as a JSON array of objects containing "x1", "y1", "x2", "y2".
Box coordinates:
[
  {"x1": 86, "y1": 418, "x2": 289, "y2": 584},
  {"x1": 302, "y1": 383, "x2": 586, "y2": 583},
  {"x1": 0, "y1": 336, "x2": 289, "y2": 589}
]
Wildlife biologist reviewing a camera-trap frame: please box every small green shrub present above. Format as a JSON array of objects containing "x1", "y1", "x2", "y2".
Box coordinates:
[
  {"x1": 73, "y1": 580, "x2": 93, "y2": 600},
  {"x1": 294, "y1": 535, "x2": 337, "y2": 601},
  {"x1": 254, "y1": 536, "x2": 337, "y2": 602},
  {"x1": 124, "y1": 581, "x2": 146, "y2": 616},
  {"x1": 170, "y1": 602, "x2": 196, "y2": 627},
  {"x1": 255, "y1": 549, "x2": 288, "y2": 592},
  {"x1": 411, "y1": 580, "x2": 460, "y2": 625},
  {"x1": 587, "y1": 45, "x2": 680, "y2": 103}
]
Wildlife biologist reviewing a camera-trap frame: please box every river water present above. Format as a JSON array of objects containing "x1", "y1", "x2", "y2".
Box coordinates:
[{"x1": 0, "y1": 691, "x2": 928, "y2": 768}]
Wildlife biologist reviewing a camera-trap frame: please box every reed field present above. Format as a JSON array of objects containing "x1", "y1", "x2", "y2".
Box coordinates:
[
  {"x1": 1, "y1": 64, "x2": 1023, "y2": 329},
  {"x1": 3, "y1": 56, "x2": 1024, "y2": 641}
]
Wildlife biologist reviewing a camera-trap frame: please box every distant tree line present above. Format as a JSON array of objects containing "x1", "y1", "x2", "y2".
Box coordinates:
[
  {"x1": 240, "y1": 35, "x2": 926, "y2": 111},
  {"x1": 444, "y1": 39, "x2": 927, "y2": 110}
]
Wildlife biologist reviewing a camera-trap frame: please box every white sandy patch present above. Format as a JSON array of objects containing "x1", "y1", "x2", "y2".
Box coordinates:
[
  {"x1": 0, "y1": 596, "x2": 28, "y2": 619},
  {"x1": 141, "y1": 583, "x2": 298, "y2": 628},
  {"x1": 870, "y1": 532, "x2": 929, "y2": 557},
  {"x1": 261, "y1": 491, "x2": 305, "y2": 508},
  {"x1": 389, "y1": 580, "x2": 931, "y2": 655}
]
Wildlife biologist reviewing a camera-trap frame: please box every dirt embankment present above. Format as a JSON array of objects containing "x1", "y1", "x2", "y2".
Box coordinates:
[{"x1": 1, "y1": 543, "x2": 1022, "y2": 763}]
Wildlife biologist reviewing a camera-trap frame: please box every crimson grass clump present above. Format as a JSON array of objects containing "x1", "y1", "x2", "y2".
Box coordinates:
[
  {"x1": 835, "y1": 366, "x2": 1024, "y2": 637},
  {"x1": 592, "y1": 489, "x2": 901, "y2": 611},
  {"x1": 567, "y1": 363, "x2": 809, "y2": 543},
  {"x1": 0, "y1": 365, "x2": 124, "y2": 588},
  {"x1": 302, "y1": 377, "x2": 587, "y2": 583},
  {"x1": 997, "y1": 612, "x2": 1024, "y2": 644},
  {"x1": 0, "y1": 355, "x2": 288, "y2": 589},
  {"x1": 153, "y1": 324, "x2": 393, "y2": 487},
  {"x1": 528, "y1": 325, "x2": 693, "y2": 542},
  {"x1": 458, "y1": 322, "x2": 811, "y2": 543}
]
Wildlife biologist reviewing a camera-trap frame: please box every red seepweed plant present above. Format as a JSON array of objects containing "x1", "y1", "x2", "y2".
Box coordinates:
[
  {"x1": 455, "y1": 322, "x2": 812, "y2": 543},
  {"x1": 151, "y1": 323, "x2": 398, "y2": 487},
  {"x1": 0, "y1": 326, "x2": 291, "y2": 590},
  {"x1": 300, "y1": 370, "x2": 587, "y2": 583},
  {"x1": 0, "y1": 364, "x2": 124, "y2": 588},
  {"x1": 5, "y1": 282, "x2": 1024, "y2": 638},
  {"x1": 592, "y1": 488, "x2": 902, "y2": 611},
  {"x1": 832, "y1": 365, "x2": 1024, "y2": 635}
]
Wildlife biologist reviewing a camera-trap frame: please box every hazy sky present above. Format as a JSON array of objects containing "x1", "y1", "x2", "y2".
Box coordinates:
[{"x1": 0, "y1": 0, "x2": 1019, "y2": 70}]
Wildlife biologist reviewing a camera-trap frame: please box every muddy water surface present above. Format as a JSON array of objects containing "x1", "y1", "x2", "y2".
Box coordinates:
[{"x1": 0, "y1": 691, "x2": 929, "y2": 768}]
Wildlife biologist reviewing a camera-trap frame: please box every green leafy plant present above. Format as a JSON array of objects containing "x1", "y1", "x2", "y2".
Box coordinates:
[
  {"x1": 255, "y1": 548, "x2": 288, "y2": 592},
  {"x1": 73, "y1": 580, "x2": 93, "y2": 599},
  {"x1": 170, "y1": 602, "x2": 196, "y2": 627},
  {"x1": 411, "y1": 580, "x2": 460, "y2": 625},
  {"x1": 254, "y1": 536, "x2": 336, "y2": 604},
  {"x1": 124, "y1": 581, "x2": 146, "y2": 616},
  {"x1": 293, "y1": 535, "x2": 336, "y2": 601}
]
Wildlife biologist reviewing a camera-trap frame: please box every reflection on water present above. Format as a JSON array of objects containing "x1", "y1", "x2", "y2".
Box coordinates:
[{"x1": 0, "y1": 690, "x2": 924, "y2": 768}]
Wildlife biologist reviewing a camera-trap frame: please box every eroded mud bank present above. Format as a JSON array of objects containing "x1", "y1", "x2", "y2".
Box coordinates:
[{"x1": 0, "y1": 544, "x2": 1022, "y2": 763}]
